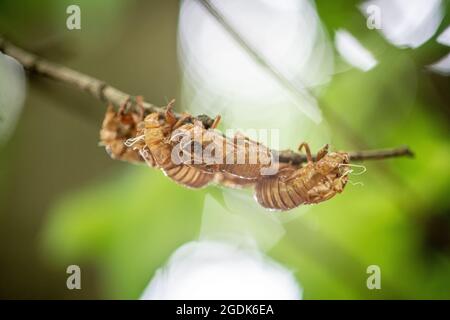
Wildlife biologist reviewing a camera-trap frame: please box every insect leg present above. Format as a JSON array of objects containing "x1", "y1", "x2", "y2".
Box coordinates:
[
  {"x1": 135, "y1": 95, "x2": 145, "y2": 120},
  {"x1": 211, "y1": 115, "x2": 221, "y2": 129},
  {"x1": 139, "y1": 146, "x2": 157, "y2": 167},
  {"x1": 298, "y1": 142, "x2": 313, "y2": 163},
  {"x1": 118, "y1": 96, "x2": 132, "y2": 115},
  {"x1": 172, "y1": 113, "x2": 192, "y2": 130},
  {"x1": 316, "y1": 144, "x2": 329, "y2": 161},
  {"x1": 164, "y1": 99, "x2": 177, "y2": 127}
]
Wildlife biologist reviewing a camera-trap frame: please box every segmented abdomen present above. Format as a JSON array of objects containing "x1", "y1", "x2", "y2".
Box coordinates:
[
  {"x1": 163, "y1": 163, "x2": 214, "y2": 188},
  {"x1": 145, "y1": 119, "x2": 214, "y2": 189},
  {"x1": 254, "y1": 168, "x2": 307, "y2": 211},
  {"x1": 156, "y1": 151, "x2": 214, "y2": 188}
]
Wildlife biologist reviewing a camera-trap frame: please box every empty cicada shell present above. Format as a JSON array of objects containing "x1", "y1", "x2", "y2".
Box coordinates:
[
  {"x1": 169, "y1": 121, "x2": 275, "y2": 182},
  {"x1": 221, "y1": 131, "x2": 274, "y2": 179},
  {"x1": 133, "y1": 100, "x2": 216, "y2": 188},
  {"x1": 99, "y1": 98, "x2": 352, "y2": 210},
  {"x1": 255, "y1": 143, "x2": 350, "y2": 211},
  {"x1": 99, "y1": 101, "x2": 145, "y2": 164}
]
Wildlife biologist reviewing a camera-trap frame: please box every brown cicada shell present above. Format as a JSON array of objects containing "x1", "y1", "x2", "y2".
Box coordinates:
[
  {"x1": 169, "y1": 121, "x2": 275, "y2": 182},
  {"x1": 99, "y1": 98, "x2": 353, "y2": 209},
  {"x1": 135, "y1": 100, "x2": 215, "y2": 189},
  {"x1": 255, "y1": 143, "x2": 350, "y2": 211},
  {"x1": 220, "y1": 132, "x2": 274, "y2": 180},
  {"x1": 99, "y1": 101, "x2": 145, "y2": 164}
]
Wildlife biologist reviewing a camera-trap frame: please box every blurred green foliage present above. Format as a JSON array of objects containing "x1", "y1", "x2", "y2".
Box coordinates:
[
  {"x1": 0, "y1": 0, "x2": 449, "y2": 299},
  {"x1": 44, "y1": 168, "x2": 206, "y2": 298}
]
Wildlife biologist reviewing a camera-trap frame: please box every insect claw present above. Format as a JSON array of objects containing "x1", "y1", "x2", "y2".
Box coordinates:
[
  {"x1": 211, "y1": 115, "x2": 221, "y2": 129},
  {"x1": 118, "y1": 97, "x2": 131, "y2": 115},
  {"x1": 316, "y1": 144, "x2": 329, "y2": 161},
  {"x1": 135, "y1": 95, "x2": 145, "y2": 118},
  {"x1": 165, "y1": 99, "x2": 177, "y2": 127},
  {"x1": 298, "y1": 142, "x2": 313, "y2": 163}
]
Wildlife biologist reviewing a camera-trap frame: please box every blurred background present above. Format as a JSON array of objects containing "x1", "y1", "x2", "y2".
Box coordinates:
[{"x1": 0, "y1": 0, "x2": 449, "y2": 299}]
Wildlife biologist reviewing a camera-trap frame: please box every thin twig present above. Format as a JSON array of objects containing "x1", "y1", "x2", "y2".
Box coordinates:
[
  {"x1": 277, "y1": 146, "x2": 414, "y2": 165},
  {"x1": 0, "y1": 38, "x2": 163, "y2": 116},
  {"x1": 0, "y1": 36, "x2": 413, "y2": 163}
]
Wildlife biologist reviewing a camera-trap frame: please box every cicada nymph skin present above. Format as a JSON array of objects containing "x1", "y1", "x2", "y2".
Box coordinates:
[
  {"x1": 99, "y1": 98, "x2": 353, "y2": 209},
  {"x1": 255, "y1": 143, "x2": 350, "y2": 211},
  {"x1": 169, "y1": 121, "x2": 275, "y2": 183},
  {"x1": 137, "y1": 101, "x2": 215, "y2": 189},
  {"x1": 220, "y1": 132, "x2": 275, "y2": 180},
  {"x1": 99, "y1": 102, "x2": 145, "y2": 164}
]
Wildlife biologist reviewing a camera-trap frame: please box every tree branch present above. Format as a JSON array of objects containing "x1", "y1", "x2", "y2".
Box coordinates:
[
  {"x1": 277, "y1": 146, "x2": 414, "y2": 165},
  {"x1": 0, "y1": 36, "x2": 413, "y2": 164}
]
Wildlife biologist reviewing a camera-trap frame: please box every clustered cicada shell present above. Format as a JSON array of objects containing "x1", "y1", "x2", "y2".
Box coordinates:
[
  {"x1": 255, "y1": 144, "x2": 350, "y2": 211},
  {"x1": 99, "y1": 98, "x2": 350, "y2": 211},
  {"x1": 99, "y1": 101, "x2": 145, "y2": 164}
]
